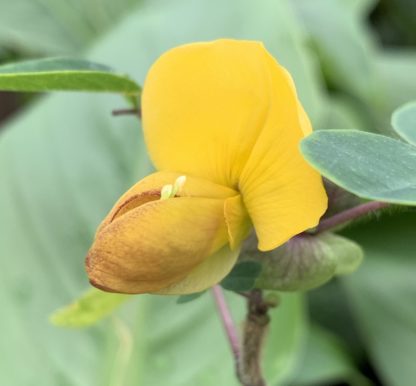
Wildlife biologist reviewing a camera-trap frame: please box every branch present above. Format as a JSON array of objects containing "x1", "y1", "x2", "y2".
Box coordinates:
[
  {"x1": 316, "y1": 201, "x2": 390, "y2": 234},
  {"x1": 239, "y1": 290, "x2": 272, "y2": 386}
]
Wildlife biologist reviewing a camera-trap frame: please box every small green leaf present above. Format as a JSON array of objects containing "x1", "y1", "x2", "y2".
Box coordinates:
[
  {"x1": 221, "y1": 261, "x2": 262, "y2": 291},
  {"x1": 0, "y1": 58, "x2": 141, "y2": 95},
  {"x1": 50, "y1": 287, "x2": 129, "y2": 328},
  {"x1": 243, "y1": 233, "x2": 363, "y2": 292},
  {"x1": 392, "y1": 101, "x2": 416, "y2": 146},
  {"x1": 301, "y1": 130, "x2": 416, "y2": 205},
  {"x1": 176, "y1": 291, "x2": 206, "y2": 304}
]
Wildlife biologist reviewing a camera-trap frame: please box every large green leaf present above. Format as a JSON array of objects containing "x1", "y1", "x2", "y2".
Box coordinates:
[
  {"x1": 374, "y1": 50, "x2": 416, "y2": 133},
  {"x1": 0, "y1": 58, "x2": 141, "y2": 94},
  {"x1": 264, "y1": 294, "x2": 306, "y2": 385},
  {"x1": 301, "y1": 130, "x2": 416, "y2": 205},
  {"x1": 0, "y1": 1, "x2": 321, "y2": 385},
  {"x1": 132, "y1": 292, "x2": 305, "y2": 386},
  {"x1": 392, "y1": 101, "x2": 416, "y2": 146},
  {"x1": 291, "y1": 0, "x2": 380, "y2": 110},
  {"x1": 292, "y1": 325, "x2": 367, "y2": 386},
  {"x1": 0, "y1": 0, "x2": 142, "y2": 55},
  {"x1": 376, "y1": 51, "x2": 416, "y2": 119},
  {"x1": 342, "y1": 212, "x2": 416, "y2": 386}
]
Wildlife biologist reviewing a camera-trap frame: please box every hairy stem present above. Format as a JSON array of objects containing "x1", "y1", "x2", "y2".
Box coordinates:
[
  {"x1": 240, "y1": 289, "x2": 271, "y2": 386},
  {"x1": 316, "y1": 201, "x2": 390, "y2": 234}
]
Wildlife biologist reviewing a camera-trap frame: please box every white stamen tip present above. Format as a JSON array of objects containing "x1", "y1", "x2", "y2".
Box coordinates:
[
  {"x1": 160, "y1": 184, "x2": 174, "y2": 200},
  {"x1": 173, "y1": 175, "x2": 187, "y2": 194}
]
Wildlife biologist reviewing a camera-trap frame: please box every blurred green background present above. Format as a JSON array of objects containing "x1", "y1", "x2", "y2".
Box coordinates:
[{"x1": 0, "y1": 1, "x2": 415, "y2": 385}]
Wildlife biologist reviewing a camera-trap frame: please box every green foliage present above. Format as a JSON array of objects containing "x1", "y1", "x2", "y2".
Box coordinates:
[
  {"x1": 0, "y1": 0, "x2": 142, "y2": 54},
  {"x1": 263, "y1": 294, "x2": 306, "y2": 385},
  {"x1": 0, "y1": 58, "x2": 141, "y2": 94},
  {"x1": 243, "y1": 233, "x2": 362, "y2": 292},
  {"x1": 292, "y1": 0, "x2": 379, "y2": 105},
  {"x1": 1, "y1": 0, "x2": 415, "y2": 385},
  {"x1": 221, "y1": 261, "x2": 262, "y2": 291},
  {"x1": 176, "y1": 291, "x2": 206, "y2": 304},
  {"x1": 392, "y1": 101, "x2": 416, "y2": 146},
  {"x1": 292, "y1": 325, "x2": 369, "y2": 386},
  {"x1": 376, "y1": 51, "x2": 416, "y2": 130},
  {"x1": 51, "y1": 288, "x2": 129, "y2": 328},
  {"x1": 342, "y1": 212, "x2": 416, "y2": 386},
  {"x1": 302, "y1": 130, "x2": 416, "y2": 205}
]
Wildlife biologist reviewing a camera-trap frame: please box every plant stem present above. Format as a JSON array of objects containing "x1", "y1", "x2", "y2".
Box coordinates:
[
  {"x1": 112, "y1": 107, "x2": 141, "y2": 117},
  {"x1": 316, "y1": 201, "x2": 390, "y2": 233},
  {"x1": 240, "y1": 289, "x2": 271, "y2": 386},
  {"x1": 212, "y1": 285, "x2": 242, "y2": 368}
]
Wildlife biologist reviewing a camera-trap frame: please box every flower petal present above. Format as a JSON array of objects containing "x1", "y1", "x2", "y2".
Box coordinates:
[
  {"x1": 155, "y1": 245, "x2": 240, "y2": 295},
  {"x1": 239, "y1": 52, "x2": 327, "y2": 251},
  {"x1": 142, "y1": 39, "x2": 271, "y2": 188},
  {"x1": 86, "y1": 196, "x2": 229, "y2": 294},
  {"x1": 224, "y1": 195, "x2": 251, "y2": 250},
  {"x1": 97, "y1": 171, "x2": 237, "y2": 234}
]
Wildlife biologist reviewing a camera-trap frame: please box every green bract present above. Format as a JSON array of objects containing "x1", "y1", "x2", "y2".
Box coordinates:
[{"x1": 240, "y1": 233, "x2": 362, "y2": 292}]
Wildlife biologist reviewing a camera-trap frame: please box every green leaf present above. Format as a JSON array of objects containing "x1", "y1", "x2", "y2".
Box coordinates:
[
  {"x1": 221, "y1": 261, "x2": 262, "y2": 291},
  {"x1": 176, "y1": 291, "x2": 206, "y2": 304},
  {"x1": 264, "y1": 294, "x2": 306, "y2": 385},
  {"x1": 50, "y1": 288, "x2": 129, "y2": 328},
  {"x1": 0, "y1": 58, "x2": 141, "y2": 94},
  {"x1": 392, "y1": 101, "x2": 416, "y2": 146},
  {"x1": 291, "y1": 0, "x2": 380, "y2": 108},
  {"x1": 291, "y1": 325, "x2": 369, "y2": 386},
  {"x1": 243, "y1": 233, "x2": 362, "y2": 292},
  {"x1": 301, "y1": 130, "x2": 416, "y2": 205},
  {"x1": 376, "y1": 51, "x2": 416, "y2": 124},
  {"x1": 342, "y1": 212, "x2": 416, "y2": 386},
  {"x1": 0, "y1": 0, "x2": 143, "y2": 55}
]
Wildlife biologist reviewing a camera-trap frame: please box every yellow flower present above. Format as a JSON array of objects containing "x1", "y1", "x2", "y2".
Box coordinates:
[{"x1": 86, "y1": 39, "x2": 327, "y2": 295}]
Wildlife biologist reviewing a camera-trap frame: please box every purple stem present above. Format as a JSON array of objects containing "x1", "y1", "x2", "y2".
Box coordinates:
[
  {"x1": 212, "y1": 285, "x2": 241, "y2": 362},
  {"x1": 316, "y1": 201, "x2": 390, "y2": 233}
]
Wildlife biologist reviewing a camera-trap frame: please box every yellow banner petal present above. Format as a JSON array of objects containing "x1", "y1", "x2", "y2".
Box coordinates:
[
  {"x1": 142, "y1": 39, "x2": 271, "y2": 188},
  {"x1": 239, "y1": 53, "x2": 327, "y2": 251},
  {"x1": 142, "y1": 40, "x2": 326, "y2": 252}
]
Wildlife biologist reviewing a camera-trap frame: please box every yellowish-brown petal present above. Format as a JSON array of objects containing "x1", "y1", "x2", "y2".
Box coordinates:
[
  {"x1": 141, "y1": 39, "x2": 271, "y2": 188},
  {"x1": 97, "y1": 171, "x2": 237, "y2": 234},
  {"x1": 239, "y1": 52, "x2": 327, "y2": 251},
  {"x1": 155, "y1": 245, "x2": 240, "y2": 295},
  {"x1": 86, "y1": 196, "x2": 229, "y2": 294}
]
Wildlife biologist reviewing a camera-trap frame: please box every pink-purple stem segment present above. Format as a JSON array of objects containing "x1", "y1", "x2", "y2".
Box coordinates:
[
  {"x1": 316, "y1": 201, "x2": 390, "y2": 233},
  {"x1": 212, "y1": 285, "x2": 241, "y2": 361}
]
